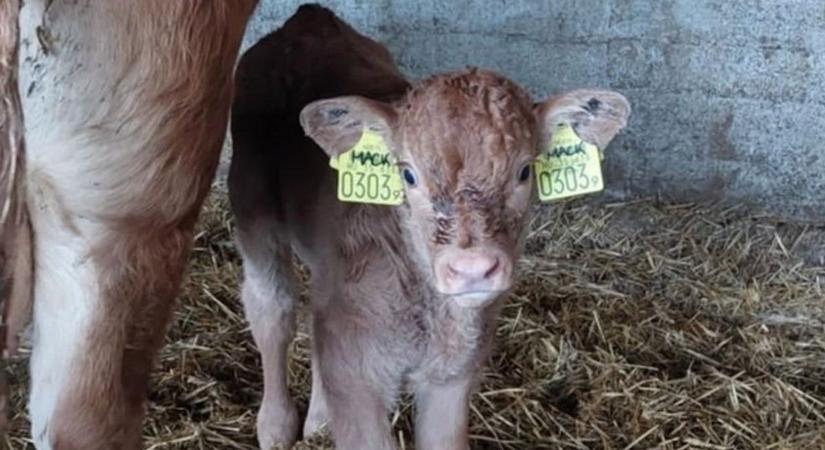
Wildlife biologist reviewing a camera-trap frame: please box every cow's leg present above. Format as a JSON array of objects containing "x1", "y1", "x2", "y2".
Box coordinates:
[
  {"x1": 0, "y1": 0, "x2": 28, "y2": 437},
  {"x1": 236, "y1": 227, "x2": 300, "y2": 449},
  {"x1": 19, "y1": 1, "x2": 258, "y2": 448},
  {"x1": 27, "y1": 208, "x2": 193, "y2": 449}
]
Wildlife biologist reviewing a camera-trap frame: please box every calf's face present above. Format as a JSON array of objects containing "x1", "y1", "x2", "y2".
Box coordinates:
[{"x1": 301, "y1": 70, "x2": 629, "y2": 307}]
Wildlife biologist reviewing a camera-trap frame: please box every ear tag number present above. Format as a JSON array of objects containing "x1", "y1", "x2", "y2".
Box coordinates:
[
  {"x1": 535, "y1": 122, "x2": 605, "y2": 202},
  {"x1": 330, "y1": 129, "x2": 405, "y2": 205}
]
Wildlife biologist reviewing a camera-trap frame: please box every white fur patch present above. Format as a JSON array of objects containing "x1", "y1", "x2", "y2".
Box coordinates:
[
  {"x1": 26, "y1": 176, "x2": 99, "y2": 450},
  {"x1": 20, "y1": 3, "x2": 105, "y2": 447}
]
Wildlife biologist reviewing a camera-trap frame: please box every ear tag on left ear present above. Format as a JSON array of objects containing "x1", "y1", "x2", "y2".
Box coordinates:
[
  {"x1": 535, "y1": 122, "x2": 605, "y2": 202},
  {"x1": 330, "y1": 129, "x2": 405, "y2": 206}
]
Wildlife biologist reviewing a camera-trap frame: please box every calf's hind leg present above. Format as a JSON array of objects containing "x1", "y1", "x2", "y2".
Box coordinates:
[
  {"x1": 236, "y1": 228, "x2": 300, "y2": 449},
  {"x1": 303, "y1": 348, "x2": 331, "y2": 437}
]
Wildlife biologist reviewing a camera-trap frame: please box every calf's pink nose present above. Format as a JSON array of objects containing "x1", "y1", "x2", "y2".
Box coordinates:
[
  {"x1": 447, "y1": 254, "x2": 500, "y2": 281},
  {"x1": 436, "y1": 249, "x2": 512, "y2": 297}
]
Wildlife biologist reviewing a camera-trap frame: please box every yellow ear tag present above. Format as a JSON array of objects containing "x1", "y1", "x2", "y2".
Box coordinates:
[
  {"x1": 535, "y1": 122, "x2": 605, "y2": 202},
  {"x1": 329, "y1": 129, "x2": 405, "y2": 205}
]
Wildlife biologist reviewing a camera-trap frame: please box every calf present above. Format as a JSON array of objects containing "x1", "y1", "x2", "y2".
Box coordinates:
[{"x1": 230, "y1": 5, "x2": 630, "y2": 449}]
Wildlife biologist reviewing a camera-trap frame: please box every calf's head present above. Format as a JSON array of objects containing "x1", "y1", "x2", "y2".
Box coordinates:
[{"x1": 301, "y1": 69, "x2": 629, "y2": 307}]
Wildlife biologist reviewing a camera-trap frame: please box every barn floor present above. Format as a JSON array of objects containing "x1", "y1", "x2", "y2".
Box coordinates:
[{"x1": 6, "y1": 189, "x2": 825, "y2": 450}]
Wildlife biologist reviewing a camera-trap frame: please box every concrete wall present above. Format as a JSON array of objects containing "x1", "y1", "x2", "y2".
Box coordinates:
[{"x1": 242, "y1": 1, "x2": 825, "y2": 223}]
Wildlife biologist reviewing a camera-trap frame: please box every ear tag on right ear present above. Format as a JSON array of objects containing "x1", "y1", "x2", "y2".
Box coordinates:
[
  {"x1": 330, "y1": 129, "x2": 405, "y2": 205},
  {"x1": 535, "y1": 122, "x2": 604, "y2": 202}
]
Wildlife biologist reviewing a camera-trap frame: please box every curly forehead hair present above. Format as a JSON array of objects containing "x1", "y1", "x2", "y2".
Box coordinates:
[{"x1": 396, "y1": 68, "x2": 537, "y2": 143}]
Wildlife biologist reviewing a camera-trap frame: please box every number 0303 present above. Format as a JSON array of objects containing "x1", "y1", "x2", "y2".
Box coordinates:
[
  {"x1": 534, "y1": 145, "x2": 604, "y2": 202},
  {"x1": 339, "y1": 172, "x2": 401, "y2": 203},
  {"x1": 538, "y1": 164, "x2": 592, "y2": 196}
]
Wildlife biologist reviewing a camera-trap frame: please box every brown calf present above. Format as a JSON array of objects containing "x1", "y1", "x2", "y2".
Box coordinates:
[
  {"x1": 230, "y1": 5, "x2": 630, "y2": 449},
  {"x1": 4, "y1": 1, "x2": 258, "y2": 448}
]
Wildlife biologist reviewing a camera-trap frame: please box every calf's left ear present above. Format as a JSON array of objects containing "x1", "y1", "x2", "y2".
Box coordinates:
[
  {"x1": 300, "y1": 96, "x2": 397, "y2": 157},
  {"x1": 534, "y1": 89, "x2": 630, "y2": 150}
]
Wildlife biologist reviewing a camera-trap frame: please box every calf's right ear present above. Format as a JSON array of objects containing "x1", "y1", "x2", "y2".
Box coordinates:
[
  {"x1": 534, "y1": 89, "x2": 631, "y2": 151},
  {"x1": 299, "y1": 96, "x2": 397, "y2": 157}
]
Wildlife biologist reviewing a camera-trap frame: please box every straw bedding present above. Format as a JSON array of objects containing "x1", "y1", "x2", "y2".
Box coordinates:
[{"x1": 6, "y1": 188, "x2": 825, "y2": 449}]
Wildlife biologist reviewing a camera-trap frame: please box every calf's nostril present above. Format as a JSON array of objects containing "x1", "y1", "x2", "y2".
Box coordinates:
[{"x1": 483, "y1": 258, "x2": 500, "y2": 279}]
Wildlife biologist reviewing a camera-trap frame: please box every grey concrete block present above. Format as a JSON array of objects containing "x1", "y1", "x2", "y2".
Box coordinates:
[{"x1": 385, "y1": 32, "x2": 607, "y2": 93}]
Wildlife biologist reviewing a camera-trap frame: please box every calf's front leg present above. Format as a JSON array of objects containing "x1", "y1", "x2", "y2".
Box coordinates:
[
  {"x1": 315, "y1": 317, "x2": 398, "y2": 450},
  {"x1": 324, "y1": 381, "x2": 397, "y2": 450},
  {"x1": 414, "y1": 377, "x2": 475, "y2": 450}
]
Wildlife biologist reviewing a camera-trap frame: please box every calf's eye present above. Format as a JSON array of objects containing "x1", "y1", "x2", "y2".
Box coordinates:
[
  {"x1": 402, "y1": 167, "x2": 417, "y2": 187},
  {"x1": 518, "y1": 164, "x2": 531, "y2": 183}
]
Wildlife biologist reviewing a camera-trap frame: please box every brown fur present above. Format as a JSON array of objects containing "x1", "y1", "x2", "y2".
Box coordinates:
[
  {"x1": 0, "y1": 0, "x2": 31, "y2": 436},
  {"x1": 393, "y1": 70, "x2": 539, "y2": 268},
  {"x1": 15, "y1": 1, "x2": 257, "y2": 448},
  {"x1": 232, "y1": 6, "x2": 628, "y2": 450}
]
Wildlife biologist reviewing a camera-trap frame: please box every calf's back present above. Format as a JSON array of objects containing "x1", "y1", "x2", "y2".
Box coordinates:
[{"x1": 229, "y1": 4, "x2": 409, "y2": 265}]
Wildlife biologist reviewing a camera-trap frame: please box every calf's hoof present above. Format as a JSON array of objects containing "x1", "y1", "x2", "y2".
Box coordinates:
[
  {"x1": 257, "y1": 400, "x2": 299, "y2": 450},
  {"x1": 302, "y1": 407, "x2": 329, "y2": 438}
]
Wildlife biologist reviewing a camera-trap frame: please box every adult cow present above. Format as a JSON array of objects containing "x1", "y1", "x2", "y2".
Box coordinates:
[
  {"x1": 1, "y1": 1, "x2": 259, "y2": 448},
  {"x1": 1, "y1": 0, "x2": 28, "y2": 439}
]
